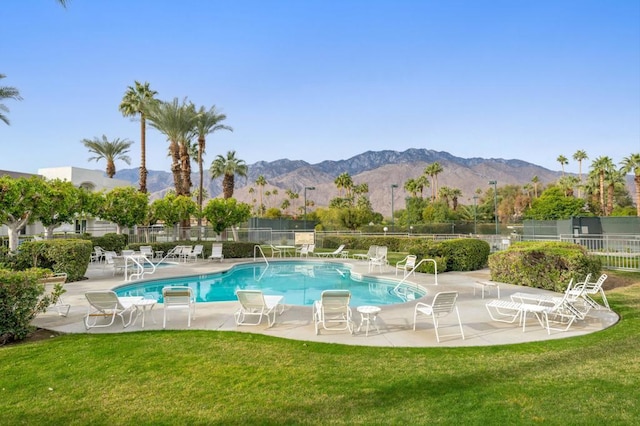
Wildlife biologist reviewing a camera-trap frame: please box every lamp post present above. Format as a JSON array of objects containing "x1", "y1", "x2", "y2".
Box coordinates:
[
  {"x1": 391, "y1": 184, "x2": 398, "y2": 232},
  {"x1": 472, "y1": 195, "x2": 478, "y2": 234},
  {"x1": 304, "y1": 186, "x2": 315, "y2": 230},
  {"x1": 488, "y1": 180, "x2": 498, "y2": 235}
]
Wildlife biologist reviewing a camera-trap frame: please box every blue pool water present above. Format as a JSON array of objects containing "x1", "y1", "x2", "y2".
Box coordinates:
[{"x1": 114, "y1": 260, "x2": 426, "y2": 306}]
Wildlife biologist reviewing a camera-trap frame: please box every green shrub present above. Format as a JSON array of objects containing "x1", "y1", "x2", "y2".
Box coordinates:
[
  {"x1": 89, "y1": 233, "x2": 127, "y2": 253},
  {"x1": 0, "y1": 268, "x2": 52, "y2": 344},
  {"x1": 12, "y1": 239, "x2": 92, "y2": 282},
  {"x1": 488, "y1": 241, "x2": 601, "y2": 291},
  {"x1": 438, "y1": 239, "x2": 491, "y2": 271}
]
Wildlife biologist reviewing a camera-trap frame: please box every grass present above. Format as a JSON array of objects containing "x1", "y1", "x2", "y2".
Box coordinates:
[{"x1": 1, "y1": 280, "x2": 639, "y2": 424}]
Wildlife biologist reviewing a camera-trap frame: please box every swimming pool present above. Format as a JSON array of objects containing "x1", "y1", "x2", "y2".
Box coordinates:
[{"x1": 114, "y1": 260, "x2": 426, "y2": 306}]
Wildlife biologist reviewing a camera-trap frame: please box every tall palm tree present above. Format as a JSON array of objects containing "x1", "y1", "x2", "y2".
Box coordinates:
[
  {"x1": 334, "y1": 172, "x2": 353, "y2": 197},
  {"x1": 590, "y1": 156, "x2": 615, "y2": 216},
  {"x1": 0, "y1": 74, "x2": 22, "y2": 125},
  {"x1": 620, "y1": 153, "x2": 640, "y2": 217},
  {"x1": 404, "y1": 178, "x2": 418, "y2": 197},
  {"x1": 255, "y1": 175, "x2": 267, "y2": 216},
  {"x1": 119, "y1": 81, "x2": 158, "y2": 193},
  {"x1": 210, "y1": 150, "x2": 248, "y2": 199},
  {"x1": 193, "y1": 105, "x2": 233, "y2": 223},
  {"x1": 424, "y1": 162, "x2": 443, "y2": 201},
  {"x1": 146, "y1": 98, "x2": 196, "y2": 196},
  {"x1": 573, "y1": 150, "x2": 588, "y2": 197},
  {"x1": 81, "y1": 135, "x2": 133, "y2": 178},
  {"x1": 531, "y1": 175, "x2": 540, "y2": 198},
  {"x1": 556, "y1": 155, "x2": 568, "y2": 176}
]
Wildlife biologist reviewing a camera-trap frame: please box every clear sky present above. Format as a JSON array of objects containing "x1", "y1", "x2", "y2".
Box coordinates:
[{"x1": 2, "y1": 0, "x2": 639, "y2": 175}]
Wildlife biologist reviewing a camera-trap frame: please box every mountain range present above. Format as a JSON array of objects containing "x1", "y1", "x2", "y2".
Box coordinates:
[{"x1": 115, "y1": 148, "x2": 565, "y2": 214}]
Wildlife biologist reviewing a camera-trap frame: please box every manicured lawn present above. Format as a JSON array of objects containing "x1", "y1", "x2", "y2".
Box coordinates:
[{"x1": 1, "y1": 284, "x2": 639, "y2": 424}]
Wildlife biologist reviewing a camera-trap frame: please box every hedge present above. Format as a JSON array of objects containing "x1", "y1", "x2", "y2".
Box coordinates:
[
  {"x1": 488, "y1": 241, "x2": 601, "y2": 291},
  {"x1": 10, "y1": 239, "x2": 92, "y2": 282}
]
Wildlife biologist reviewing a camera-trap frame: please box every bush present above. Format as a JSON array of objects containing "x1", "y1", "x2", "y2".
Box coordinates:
[
  {"x1": 88, "y1": 233, "x2": 127, "y2": 253},
  {"x1": 0, "y1": 268, "x2": 53, "y2": 344},
  {"x1": 438, "y1": 239, "x2": 491, "y2": 271},
  {"x1": 12, "y1": 239, "x2": 92, "y2": 282},
  {"x1": 488, "y1": 241, "x2": 601, "y2": 291}
]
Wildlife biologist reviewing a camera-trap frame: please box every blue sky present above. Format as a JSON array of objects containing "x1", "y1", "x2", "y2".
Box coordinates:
[{"x1": 2, "y1": 0, "x2": 639, "y2": 175}]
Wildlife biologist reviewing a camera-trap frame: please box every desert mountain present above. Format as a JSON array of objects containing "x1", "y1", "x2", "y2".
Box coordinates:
[{"x1": 115, "y1": 148, "x2": 564, "y2": 214}]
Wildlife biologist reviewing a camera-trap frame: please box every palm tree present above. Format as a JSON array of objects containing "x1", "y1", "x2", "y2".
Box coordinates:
[
  {"x1": 604, "y1": 169, "x2": 626, "y2": 216},
  {"x1": 81, "y1": 135, "x2": 133, "y2": 178},
  {"x1": 255, "y1": 175, "x2": 267, "y2": 216},
  {"x1": 424, "y1": 162, "x2": 443, "y2": 201},
  {"x1": 0, "y1": 74, "x2": 22, "y2": 125},
  {"x1": 210, "y1": 150, "x2": 248, "y2": 199},
  {"x1": 620, "y1": 153, "x2": 640, "y2": 217},
  {"x1": 404, "y1": 178, "x2": 418, "y2": 197},
  {"x1": 450, "y1": 188, "x2": 463, "y2": 211},
  {"x1": 334, "y1": 172, "x2": 353, "y2": 197},
  {"x1": 531, "y1": 175, "x2": 540, "y2": 198},
  {"x1": 573, "y1": 150, "x2": 588, "y2": 197},
  {"x1": 557, "y1": 155, "x2": 568, "y2": 176},
  {"x1": 146, "y1": 98, "x2": 196, "y2": 196},
  {"x1": 119, "y1": 81, "x2": 158, "y2": 193},
  {"x1": 193, "y1": 105, "x2": 233, "y2": 224},
  {"x1": 591, "y1": 156, "x2": 615, "y2": 215}
]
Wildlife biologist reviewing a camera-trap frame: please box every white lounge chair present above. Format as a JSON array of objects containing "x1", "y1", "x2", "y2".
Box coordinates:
[
  {"x1": 186, "y1": 244, "x2": 204, "y2": 262},
  {"x1": 413, "y1": 291, "x2": 465, "y2": 342},
  {"x1": 162, "y1": 286, "x2": 195, "y2": 328},
  {"x1": 313, "y1": 290, "x2": 353, "y2": 335},
  {"x1": 315, "y1": 244, "x2": 346, "y2": 258},
  {"x1": 39, "y1": 272, "x2": 70, "y2": 317},
  {"x1": 353, "y1": 245, "x2": 378, "y2": 262},
  {"x1": 395, "y1": 255, "x2": 417, "y2": 278},
  {"x1": 84, "y1": 291, "x2": 142, "y2": 329},
  {"x1": 570, "y1": 273, "x2": 609, "y2": 310},
  {"x1": 209, "y1": 243, "x2": 224, "y2": 262},
  {"x1": 139, "y1": 246, "x2": 154, "y2": 259},
  {"x1": 234, "y1": 290, "x2": 284, "y2": 327}
]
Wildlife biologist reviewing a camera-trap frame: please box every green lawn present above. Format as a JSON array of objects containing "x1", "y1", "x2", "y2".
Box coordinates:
[{"x1": 1, "y1": 284, "x2": 639, "y2": 425}]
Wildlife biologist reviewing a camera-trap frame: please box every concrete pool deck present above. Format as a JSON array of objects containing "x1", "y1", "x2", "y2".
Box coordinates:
[{"x1": 32, "y1": 258, "x2": 619, "y2": 347}]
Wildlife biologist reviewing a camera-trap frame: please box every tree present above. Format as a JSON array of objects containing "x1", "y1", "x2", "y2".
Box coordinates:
[
  {"x1": 424, "y1": 162, "x2": 443, "y2": 201},
  {"x1": 146, "y1": 97, "x2": 197, "y2": 196},
  {"x1": 0, "y1": 74, "x2": 22, "y2": 125},
  {"x1": 573, "y1": 150, "x2": 588, "y2": 197},
  {"x1": 620, "y1": 153, "x2": 640, "y2": 217},
  {"x1": 193, "y1": 105, "x2": 233, "y2": 225},
  {"x1": 404, "y1": 178, "x2": 419, "y2": 198},
  {"x1": 334, "y1": 172, "x2": 353, "y2": 197},
  {"x1": 0, "y1": 176, "x2": 48, "y2": 251},
  {"x1": 210, "y1": 150, "x2": 248, "y2": 199},
  {"x1": 255, "y1": 175, "x2": 267, "y2": 216},
  {"x1": 590, "y1": 156, "x2": 615, "y2": 215},
  {"x1": 81, "y1": 135, "x2": 133, "y2": 178},
  {"x1": 99, "y1": 187, "x2": 149, "y2": 234},
  {"x1": 525, "y1": 186, "x2": 588, "y2": 220},
  {"x1": 531, "y1": 175, "x2": 540, "y2": 198},
  {"x1": 151, "y1": 193, "x2": 197, "y2": 240},
  {"x1": 557, "y1": 155, "x2": 568, "y2": 176},
  {"x1": 202, "y1": 198, "x2": 251, "y2": 235},
  {"x1": 119, "y1": 81, "x2": 158, "y2": 193},
  {"x1": 33, "y1": 179, "x2": 84, "y2": 239}
]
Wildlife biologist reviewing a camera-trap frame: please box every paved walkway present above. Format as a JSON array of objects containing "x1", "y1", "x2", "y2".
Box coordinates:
[{"x1": 33, "y1": 258, "x2": 619, "y2": 347}]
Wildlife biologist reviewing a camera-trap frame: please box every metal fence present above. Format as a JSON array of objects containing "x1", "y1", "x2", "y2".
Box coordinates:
[{"x1": 559, "y1": 234, "x2": 640, "y2": 271}]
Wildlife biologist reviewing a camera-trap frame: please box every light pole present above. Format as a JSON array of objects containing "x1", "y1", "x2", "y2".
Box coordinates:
[
  {"x1": 391, "y1": 184, "x2": 398, "y2": 232},
  {"x1": 304, "y1": 186, "x2": 315, "y2": 230},
  {"x1": 473, "y1": 195, "x2": 478, "y2": 234},
  {"x1": 488, "y1": 180, "x2": 498, "y2": 235}
]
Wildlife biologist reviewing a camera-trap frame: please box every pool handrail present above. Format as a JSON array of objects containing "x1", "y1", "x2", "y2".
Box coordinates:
[
  {"x1": 254, "y1": 245, "x2": 269, "y2": 266},
  {"x1": 393, "y1": 258, "x2": 437, "y2": 298}
]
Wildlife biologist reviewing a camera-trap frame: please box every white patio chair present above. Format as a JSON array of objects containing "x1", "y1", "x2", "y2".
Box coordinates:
[
  {"x1": 571, "y1": 273, "x2": 609, "y2": 310},
  {"x1": 353, "y1": 245, "x2": 378, "y2": 261},
  {"x1": 269, "y1": 245, "x2": 282, "y2": 258},
  {"x1": 39, "y1": 272, "x2": 70, "y2": 317},
  {"x1": 84, "y1": 291, "x2": 142, "y2": 329},
  {"x1": 313, "y1": 290, "x2": 353, "y2": 335},
  {"x1": 186, "y1": 244, "x2": 204, "y2": 262},
  {"x1": 139, "y1": 246, "x2": 154, "y2": 259},
  {"x1": 395, "y1": 255, "x2": 417, "y2": 278},
  {"x1": 162, "y1": 286, "x2": 195, "y2": 328},
  {"x1": 413, "y1": 291, "x2": 465, "y2": 342},
  {"x1": 315, "y1": 244, "x2": 346, "y2": 258},
  {"x1": 90, "y1": 246, "x2": 105, "y2": 263},
  {"x1": 234, "y1": 290, "x2": 284, "y2": 327},
  {"x1": 368, "y1": 246, "x2": 388, "y2": 272},
  {"x1": 209, "y1": 243, "x2": 224, "y2": 262}
]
